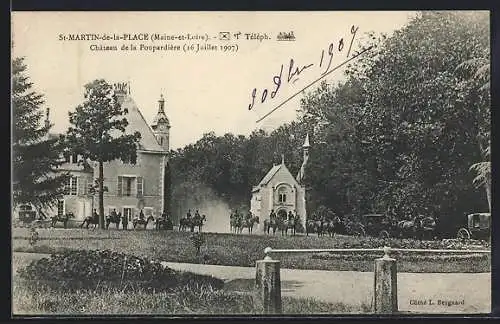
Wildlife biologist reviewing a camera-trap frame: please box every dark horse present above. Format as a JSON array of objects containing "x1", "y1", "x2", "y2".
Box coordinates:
[
  {"x1": 263, "y1": 217, "x2": 279, "y2": 235},
  {"x1": 80, "y1": 214, "x2": 99, "y2": 229},
  {"x1": 156, "y1": 217, "x2": 173, "y2": 230},
  {"x1": 190, "y1": 214, "x2": 206, "y2": 232},
  {"x1": 51, "y1": 212, "x2": 73, "y2": 228},
  {"x1": 105, "y1": 213, "x2": 121, "y2": 229},
  {"x1": 323, "y1": 216, "x2": 342, "y2": 237}
]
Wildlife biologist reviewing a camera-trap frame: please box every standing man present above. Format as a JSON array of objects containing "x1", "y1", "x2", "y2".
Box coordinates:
[{"x1": 121, "y1": 212, "x2": 128, "y2": 230}]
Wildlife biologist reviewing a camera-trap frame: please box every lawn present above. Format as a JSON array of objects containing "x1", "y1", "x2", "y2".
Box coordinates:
[{"x1": 11, "y1": 227, "x2": 491, "y2": 273}]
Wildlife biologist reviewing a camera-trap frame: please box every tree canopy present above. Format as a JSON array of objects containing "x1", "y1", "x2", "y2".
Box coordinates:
[{"x1": 12, "y1": 57, "x2": 69, "y2": 211}]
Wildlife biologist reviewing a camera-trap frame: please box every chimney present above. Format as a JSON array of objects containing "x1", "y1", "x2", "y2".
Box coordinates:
[{"x1": 113, "y1": 82, "x2": 129, "y2": 104}]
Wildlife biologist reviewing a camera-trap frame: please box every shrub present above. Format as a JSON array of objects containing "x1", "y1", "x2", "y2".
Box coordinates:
[{"x1": 17, "y1": 249, "x2": 223, "y2": 292}]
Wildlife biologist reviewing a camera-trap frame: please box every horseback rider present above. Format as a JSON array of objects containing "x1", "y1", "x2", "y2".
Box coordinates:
[
  {"x1": 269, "y1": 209, "x2": 276, "y2": 220},
  {"x1": 287, "y1": 211, "x2": 294, "y2": 221},
  {"x1": 93, "y1": 209, "x2": 98, "y2": 219},
  {"x1": 194, "y1": 209, "x2": 201, "y2": 220},
  {"x1": 111, "y1": 208, "x2": 117, "y2": 220},
  {"x1": 139, "y1": 209, "x2": 145, "y2": 221},
  {"x1": 187, "y1": 209, "x2": 192, "y2": 220},
  {"x1": 246, "y1": 211, "x2": 252, "y2": 220}
]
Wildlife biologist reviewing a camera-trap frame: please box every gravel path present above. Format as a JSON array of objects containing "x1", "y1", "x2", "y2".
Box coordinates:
[{"x1": 161, "y1": 261, "x2": 490, "y2": 314}]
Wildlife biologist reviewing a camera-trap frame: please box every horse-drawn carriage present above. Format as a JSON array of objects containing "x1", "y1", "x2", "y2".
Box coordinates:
[
  {"x1": 16, "y1": 204, "x2": 52, "y2": 228},
  {"x1": 361, "y1": 213, "x2": 395, "y2": 238},
  {"x1": 345, "y1": 213, "x2": 397, "y2": 238},
  {"x1": 457, "y1": 212, "x2": 490, "y2": 241}
]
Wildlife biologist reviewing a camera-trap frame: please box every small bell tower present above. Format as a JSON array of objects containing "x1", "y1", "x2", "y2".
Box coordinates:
[{"x1": 151, "y1": 94, "x2": 171, "y2": 151}]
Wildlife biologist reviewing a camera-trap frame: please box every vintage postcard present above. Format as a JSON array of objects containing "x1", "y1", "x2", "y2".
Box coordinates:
[{"x1": 11, "y1": 11, "x2": 491, "y2": 316}]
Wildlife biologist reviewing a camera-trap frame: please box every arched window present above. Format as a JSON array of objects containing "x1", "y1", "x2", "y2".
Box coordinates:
[{"x1": 278, "y1": 186, "x2": 287, "y2": 203}]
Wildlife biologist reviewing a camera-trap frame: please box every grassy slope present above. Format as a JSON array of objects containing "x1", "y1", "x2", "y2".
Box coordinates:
[{"x1": 11, "y1": 228, "x2": 490, "y2": 273}]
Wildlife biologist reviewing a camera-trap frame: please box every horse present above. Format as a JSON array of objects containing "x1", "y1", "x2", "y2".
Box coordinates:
[
  {"x1": 179, "y1": 217, "x2": 191, "y2": 232},
  {"x1": 306, "y1": 219, "x2": 326, "y2": 237},
  {"x1": 282, "y1": 216, "x2": 300, "y2": 236},
  {"x1": 51, "y1": 212, "x2": 72, "y2": 228},
  {"x1": 190, "y1": 214, "x2": 206, "y2": 232},
  {"x1": 263, "y1": 218, "x2": 279, "y2": 235},
  {"x1": 397, "y1": 217, "x2": 420, "y2": 239},
  {"x1": 105, "y1": 213, "x2": 121, "y2": 229},
  {"x1": 132, "y1": 215, "x2": 155, "y2": 229},
  {"x1": 156, "y1": 217, "x2": 173, "y2": 230},
  {"x1": 240, "y1": 216, "x2": 260, "y2": 234},
  {"x1": 80, "y1": 214, "x2": 99, "y2": 229},
  {"x1": 323, "y1": 216, "x2": 341, "y2": 237},
  {"x1": 230, "y1": 215, "x2": 242, "y2": 233},
  {"x1": 417, "y1": 216, "x2": 437, "y2": 240},
  {"x1": 277, "y1": 217, "x2": 290, "y2": 236}
]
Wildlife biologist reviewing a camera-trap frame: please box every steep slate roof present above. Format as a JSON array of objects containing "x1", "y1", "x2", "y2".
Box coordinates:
[{"x1": 113, "y1": 95, "x2": 164, "y2": 152}]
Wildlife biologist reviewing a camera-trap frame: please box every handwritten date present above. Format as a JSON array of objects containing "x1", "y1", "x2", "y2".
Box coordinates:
[{"x1": 248, "y1": 25, "x2": 359, "y2": 111}]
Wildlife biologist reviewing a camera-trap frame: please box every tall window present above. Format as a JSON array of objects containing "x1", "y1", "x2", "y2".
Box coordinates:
[
  {"x1": 117, "y1": 176, "x2": 144, "y2": 197},
  {"x1": 278, "y1": 186, "x2": 288, "y2": 203},
  {"x1": 125, "y1": 178, "x2": 132, "y2": 196},
  {"x1": 57, "y1": 200, "x2": 64, "y2": 216},
  {"x1": 64, "y1": 176, "x2": 78, "y2": 195}
]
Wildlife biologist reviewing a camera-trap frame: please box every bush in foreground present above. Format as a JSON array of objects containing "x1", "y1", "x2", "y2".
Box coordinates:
[{"x1": 17, "y1": 249, "x2": 223, "y2": 292}]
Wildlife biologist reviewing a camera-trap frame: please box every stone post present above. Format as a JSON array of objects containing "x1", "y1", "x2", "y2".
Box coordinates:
[
  {"x1": 373, "y1": 246, "x2": 398, "y2": 314},
  {"x1": 255, "y1": 247, "x2": 282, "y2": 314}
]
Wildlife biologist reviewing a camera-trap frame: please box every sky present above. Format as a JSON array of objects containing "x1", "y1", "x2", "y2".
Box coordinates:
[{"x1": 12, "y1": 11, "x2": 417, "y2": 150}]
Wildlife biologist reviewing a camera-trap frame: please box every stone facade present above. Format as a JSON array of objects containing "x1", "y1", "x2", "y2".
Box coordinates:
[
  {"x1": 250, "y1": 135, "x2": 310, "y2": 232},
  {"x1": 30, "y1": 84, "x2": 171, "y2": 227}
]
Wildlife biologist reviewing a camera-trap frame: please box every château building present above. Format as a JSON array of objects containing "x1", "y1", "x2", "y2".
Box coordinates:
[{"x1": 38, "y1": 83, "x2": 171, "y2": 226}]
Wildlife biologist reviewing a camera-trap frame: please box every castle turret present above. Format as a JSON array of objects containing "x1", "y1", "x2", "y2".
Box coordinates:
[{"x1": 151, "y1": 94, "x2": 171, "y2": 151}]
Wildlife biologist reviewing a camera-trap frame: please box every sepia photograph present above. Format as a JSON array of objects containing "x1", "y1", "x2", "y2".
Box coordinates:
[{"x1": 11, "y1": 10, "x2": 491, "y2": 316}]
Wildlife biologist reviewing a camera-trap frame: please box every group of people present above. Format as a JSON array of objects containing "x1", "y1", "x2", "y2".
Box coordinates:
[
  {"x1": 268, "y1": 209, "x2": 299, "y2": 222},
  {"x1": 229, "y1": 209, "x2": 254, "y2": 221},
  {"x1": 95, "y1": 208, "x2": 172, "y2": 230},
  {"x1": 184, "y1": 209, "x2": 204, "y2": 221}
]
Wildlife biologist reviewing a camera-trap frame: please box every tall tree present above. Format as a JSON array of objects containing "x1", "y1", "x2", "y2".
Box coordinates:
[
  {"x1": 12, "y1": 57, "x2": 69, "y2": 212},
  {"x1": 64, "y1": 80, "x2": 141, "y2": 228},
  {"x1": 298, "y1": 11, "x2": 489, "y2": 234}
]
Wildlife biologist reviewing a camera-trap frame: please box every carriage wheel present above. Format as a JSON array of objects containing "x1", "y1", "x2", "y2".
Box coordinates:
[
  {"x1": 457, "y1": 228, "x2": 470, "y2": 241},
  {"x1": 379, "y1": 230, "x2": 390, "y2": 239}
]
